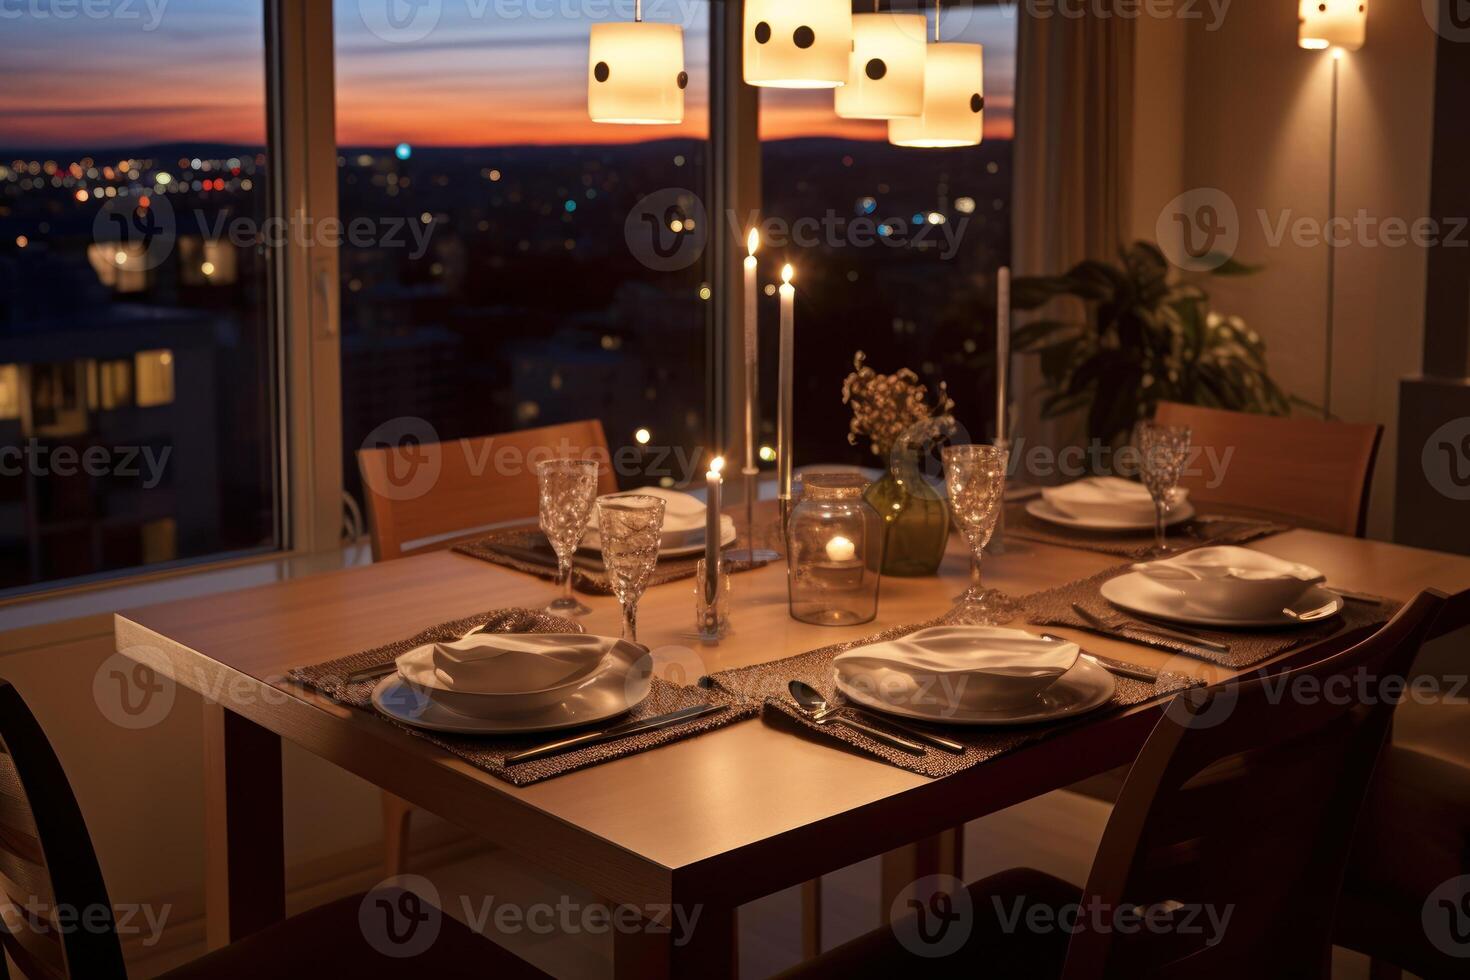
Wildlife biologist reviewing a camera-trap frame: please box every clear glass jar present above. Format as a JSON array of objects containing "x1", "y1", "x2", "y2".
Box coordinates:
[{"x1": 786, "y1": 473, "x2": 884, "y2": 626}]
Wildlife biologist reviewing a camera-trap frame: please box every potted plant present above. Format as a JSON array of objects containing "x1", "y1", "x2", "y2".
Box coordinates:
[{"x1": 1009, "y1": 241, "x2": 1298, "y2": 447}]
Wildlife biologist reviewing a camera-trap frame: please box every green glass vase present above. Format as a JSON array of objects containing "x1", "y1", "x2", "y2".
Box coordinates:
[{"x1": 863, "y1": 468, "x2": 950, "y2": 577}]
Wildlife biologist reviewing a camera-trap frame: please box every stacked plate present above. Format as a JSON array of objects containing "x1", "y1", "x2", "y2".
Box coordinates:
[
  {"x1": 831, "y1": 626, "x2": 1115, "y2": 726},
  {"x1": 581, "y1": 487, "x2": 736, "y2": 557},
  {"x1": 1103, "y1": 546, "x2": 1341, "y2": 628},
  {"x1": 372, "y1": 632, "x2": 652, "y2": 735},
  {"x1": 1028, "y1": 476, "x2": 1193, "y2": 531}
]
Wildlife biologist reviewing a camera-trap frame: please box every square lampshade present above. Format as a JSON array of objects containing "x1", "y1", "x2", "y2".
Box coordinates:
[
  {"x1": 889, "y1": 43, "x2": 984, "y2": 148},
  {"x1": 743, "y1": 0, "x2": 852, "y2": 89},
  {"x1": 835, "y1": 13, "x2": 927, "y2": 120},
  {"x1": 1298, "y1": 0, "x2": 1366, "y2": 50},
  {"x1": 588, "y1": 22, "x2": 686, "y2": 125}
]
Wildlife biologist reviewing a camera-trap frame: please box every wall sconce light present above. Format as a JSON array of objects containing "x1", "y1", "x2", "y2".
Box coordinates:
[
  {"x1": 1298, "y1": 0, "x2": 1366, "y2": 51},
  {"x1": 588, "y1": 2, "x2": 686, "y2": 125},
  {"x1": 835, "y1": 11, "x2": 928, "y2": 120},
  {"x1": 743, "y1": 0, "x2": 852, "y2": 89}
]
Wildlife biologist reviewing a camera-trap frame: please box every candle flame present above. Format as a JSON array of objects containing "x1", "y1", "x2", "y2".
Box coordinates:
[
  {"x1": 781, "y1": 263, "x2": 794, "y2": 284},
  {"x1": 747, "y1": 229, "x2": 760, "y2": 256},
  {"x1": 710, "y1": 456, "x2": 725, "y2": 474}
]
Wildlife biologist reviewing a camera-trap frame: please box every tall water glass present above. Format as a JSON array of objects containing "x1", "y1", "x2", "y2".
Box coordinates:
[
  {"x1": 596, "y1": 495, "x2": 667, "y2": 643},
  {"x1": 942, "y1": 444, "x2": 1017, "y2": 625},
  {"x1": 536, "y1": 458, "x2": 601, "y2": 616},
  {"x1": 1135, "y1": 421, "x2": 1192, "y2": 553}
]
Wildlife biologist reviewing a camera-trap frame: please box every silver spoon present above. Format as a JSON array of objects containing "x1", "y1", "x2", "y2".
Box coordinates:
[{"x1": 787, "y1": 681, "x2": 927, "y2": 755}]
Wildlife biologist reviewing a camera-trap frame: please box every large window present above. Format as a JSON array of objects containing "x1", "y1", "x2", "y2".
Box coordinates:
[
  {"x1": 333, "y1": 1, "x2": 713, "y2": 500},
  {"x1": 759, "y1": 6, "x2": 1015, "y2": 466},
  {"x1": 0, "y1": 1, "x2": 279, "y2": 594}
]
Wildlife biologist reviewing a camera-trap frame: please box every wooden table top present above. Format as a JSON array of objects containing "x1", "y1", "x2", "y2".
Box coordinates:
[{"x1": 114, "y1": 527, "x2": 1470, "y2": 908}]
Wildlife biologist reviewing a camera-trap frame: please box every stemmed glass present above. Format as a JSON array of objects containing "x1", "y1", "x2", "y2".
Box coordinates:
[
  {"x1": 942, "y1": 444, "x2": 1018, "y2": 625},
  {"x1": 535, "y1": 458, "x2": 601, "y2": 617},
  {"x1": 1135, "y1": 421, "x2": 1192, "y2": 553},
  {"x1": 596, "y1": 494, "x2": 667, "y2": 644}
]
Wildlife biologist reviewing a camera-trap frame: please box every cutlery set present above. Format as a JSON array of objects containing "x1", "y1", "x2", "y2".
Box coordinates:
[{"x1": 1071, "y1": 602, "x2": 1230, "y2": 657}]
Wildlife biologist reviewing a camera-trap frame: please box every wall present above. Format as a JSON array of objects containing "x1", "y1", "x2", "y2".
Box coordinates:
[{"x1": 1131, "y1": 0, "x2": 1439, "y2": 540}]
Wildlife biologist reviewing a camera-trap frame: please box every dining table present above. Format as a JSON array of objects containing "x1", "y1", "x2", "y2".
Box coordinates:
[{"x1": 112, "y1": 518, "x2": 1470, "y2": 978}]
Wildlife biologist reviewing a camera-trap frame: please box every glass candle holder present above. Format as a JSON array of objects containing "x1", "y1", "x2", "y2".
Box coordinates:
[
  {"x1": 694, "y1": 557, "x2": 731, "y2": 641},
  {"x1": 786, "y1": 473, "x2": 884, "y2": 626}
]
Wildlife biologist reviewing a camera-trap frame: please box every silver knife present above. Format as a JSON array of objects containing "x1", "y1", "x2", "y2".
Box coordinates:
[
  {"x1": 1040, "y1": 633, "x2": 1159, "y2": 683},
  {"x1": 505, "y1": 703, "x2": 727, "y2": 765},
  {"x1": 815, "y1": 705, "x2": 967, "y2": 754},
  {"x1": 1071, "y1": 603, "x2": 1230, "y2": 656}
]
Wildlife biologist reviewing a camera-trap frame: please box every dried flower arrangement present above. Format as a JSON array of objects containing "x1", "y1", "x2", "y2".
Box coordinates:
[{"x1": 841, "y1": 351, "x2": 956, "y2": 460}]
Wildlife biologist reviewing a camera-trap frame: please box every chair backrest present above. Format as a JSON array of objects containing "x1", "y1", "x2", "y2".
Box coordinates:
[
  {"x1": 0, "y1": 680, "x2": 127, "y2": 980},
  {"x1": 357, "y1": 419, "x2": 618, "y2": 561},
  {"x1": 1062, "y1": 590, "x2": 1446, "y2": 979},
  {"x1": 1153, "y1": 402, "x2": 1382, "y2": 537}
]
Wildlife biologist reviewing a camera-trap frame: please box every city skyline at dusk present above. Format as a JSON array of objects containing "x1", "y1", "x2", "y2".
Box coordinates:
[{"x1": 0, "y1": 0, "x2": 1014, "y2": 150}]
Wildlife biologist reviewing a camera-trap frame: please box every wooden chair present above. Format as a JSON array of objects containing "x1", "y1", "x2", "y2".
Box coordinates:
[
  {"x1": 779, "y1": 590, "x2": 1447, "y2": 979},
  {"x1": 0, "y1": 679, "x2": 547, "y2": 979},
  {"x1": 1334, "y1": 587, "x2": 1470, "y2": 978},
  {"x1": 357, "y1": 420, "x2": 616, "y2": 876},
  {"x1": 357, "y1": 419, "x2": 618, "y2": 561},
  {"x1": 1153, "y1": 401, "x2": 1383, "y2": 537}
]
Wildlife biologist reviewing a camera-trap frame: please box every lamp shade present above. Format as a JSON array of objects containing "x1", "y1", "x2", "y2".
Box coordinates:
[
  {"x1": 743, "y1": 0, "x2": 851, "y2": 89},
  {"x1": 835, "y1": 13, "x2": 927, "y2": 120},
  {"x1": 889, "y1": 43, "x2": 984, "y2": 148},
  {"x1": 1298, "y1": 0, "x2": 1365, "y2": 50},
  {"x1": 588, "y1": 22, "x2": 686, "y2": 124}
]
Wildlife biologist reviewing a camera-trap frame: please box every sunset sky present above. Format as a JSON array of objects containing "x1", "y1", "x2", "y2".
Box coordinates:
[{"x1": 0, "y1": 0, "x2": 1014, "y2": 149}]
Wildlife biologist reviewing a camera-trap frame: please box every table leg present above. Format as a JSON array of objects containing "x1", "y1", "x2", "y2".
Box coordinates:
[
  {"x1": 612, "y1": 902, "x2": 736, "y2": 980},
  {"x1": 879, "y1": 827, "x2": 965, "y2": 924},
  {"x1": 203, "y1": 702, "x2": 285, "y2": 949}
]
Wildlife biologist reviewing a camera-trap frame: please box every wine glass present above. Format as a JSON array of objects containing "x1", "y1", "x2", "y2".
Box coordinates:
[
  {"x1": 1135, "y1": 421, "x2": 1192, "y2": 553},
  {"x1": 535, "y1": 458, "x2": 601, "y2": 616},
  {"x1": 942, "y1": 444, "x2": 1017, "y2": 625},
  {"x1": 596, "y1": 494, "x2": 667, "y2": 644}
]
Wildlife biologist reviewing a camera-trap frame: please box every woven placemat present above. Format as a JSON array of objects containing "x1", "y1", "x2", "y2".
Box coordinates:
[
  {"x1": 288, "y1": 608, "x2": 757, "y2": 787},
  {"x1": 1004, "y1": 502, "x2": 1291, "y2": 559},
  {"x1": 1017, "y1": 566, "x2": 1400, "y2": 669},
  {"x1": 453, "y1": 526, "x2": 769, "y2": 595},
  {"x1": 705, "y1": 612, "x2": 1200, "y2": 779}
]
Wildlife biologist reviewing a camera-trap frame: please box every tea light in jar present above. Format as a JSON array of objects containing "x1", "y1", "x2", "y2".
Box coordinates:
[{"x1": 825, "y1": 535, "x2": 857, "y2": 563}]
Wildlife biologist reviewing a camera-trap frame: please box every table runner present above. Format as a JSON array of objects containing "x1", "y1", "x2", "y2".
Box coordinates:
[
  {"x1": 1004, "y1": 502, "x2": 1291, "y2": 559},
  {"x1": 1017, "y1": 566, "x2": 1400, "y2": 669},
  {"x1": 453, "y1": 526, "x2": 769, "y2": 595},
  {"x1": 288, "y1": 608, "x2": 757, "y2": 787},
  {"x1": 704, "y1": 612, "x2": 1200, "y2": 779}
]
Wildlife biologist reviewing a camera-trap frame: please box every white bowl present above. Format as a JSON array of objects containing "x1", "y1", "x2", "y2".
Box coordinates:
[{"x1": 1131, "y1": 546, "x2": 1325, "y2": 619}]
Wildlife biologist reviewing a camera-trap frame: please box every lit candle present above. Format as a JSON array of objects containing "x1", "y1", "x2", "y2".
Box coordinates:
[
  {"x1": 777, "y1": 264, "x2": 796, "y2": 510},
  {"x1": 705, "y1": 456, "x2": 724, "y2": 604},
  {"x1": 996, "y1": 266, "x2": 1010, "y2": 443},
  {"x1": 825, "y1": 535, "x2": 856, "y2": 563},
  {"x1": 743, "y1": 230, "x2": 760, "y2": 476}
]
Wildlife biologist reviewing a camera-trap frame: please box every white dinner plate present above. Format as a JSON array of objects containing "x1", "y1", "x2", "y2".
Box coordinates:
[
  {"x1": 581, "y1": 516, "x2": 736, "y2": 558},
  {"x1": 834, "y1": 657, "x2": 1115, "y2": 727},
  {"x1": 1025, "y1": 497, "x2": 1195, "y2": 532},
  {"x1": 371, "y1": 650, "x2": 653, "y2": 735},
  {"x1": 1099, "y1": 572, "x2": 1345, "y2": 629}
]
